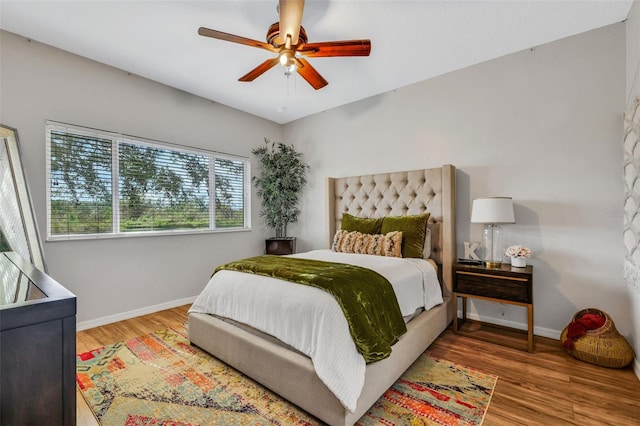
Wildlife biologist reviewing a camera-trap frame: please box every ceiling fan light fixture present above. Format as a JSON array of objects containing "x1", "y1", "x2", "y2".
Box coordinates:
[{"x1": 279, "y1": 50, "x2": 294, "y2": 66}]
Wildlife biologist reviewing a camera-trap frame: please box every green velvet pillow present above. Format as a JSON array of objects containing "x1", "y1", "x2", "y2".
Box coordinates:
[
  {"x1": 381, "y1": 213, "x2": 430, "y2": 258},
  {"x1": 341, "y1": 213, "x2": 384, "y2": 234}
]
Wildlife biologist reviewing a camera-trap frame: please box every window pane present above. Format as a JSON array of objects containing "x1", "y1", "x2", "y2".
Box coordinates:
[
  {"x1": 118, "y1": 142, "x2": 210, "y2": 232},
  {"x1": 49, "y1": 131, "x2": 113, "y2": 235},
  {"x1": 215, "y1": 158, "x2": 245, "y2": 228},
  {"x1": 46, "y1": 121, "x2": 249, "y2": 239}
]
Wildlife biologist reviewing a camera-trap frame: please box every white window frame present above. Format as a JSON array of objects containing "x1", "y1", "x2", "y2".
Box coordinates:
[{"x1": 45, "y1": 121, "x2": 251, "y2": 241}]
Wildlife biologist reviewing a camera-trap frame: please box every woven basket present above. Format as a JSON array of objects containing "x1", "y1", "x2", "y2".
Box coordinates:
[{"x1": 560, "y1": 308, "x2": 634, "y2": 368}]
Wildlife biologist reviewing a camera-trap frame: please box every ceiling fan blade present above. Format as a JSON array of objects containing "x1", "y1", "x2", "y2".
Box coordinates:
[
  {"x1": 298, "y1": 40, "x2": 371, "y2": 57},
  {"x1": 294, "y1": 57, "x2": 328, "y2": 90},
  {"x1": 239, "y1": 58, "x2": 280, "y2": 82},
  {"x1": 198, "y1": 27, "x2": 276, "y2": 52},
  {"x1": 279, "y1": 0, "x2": 304, "y2": 45}
]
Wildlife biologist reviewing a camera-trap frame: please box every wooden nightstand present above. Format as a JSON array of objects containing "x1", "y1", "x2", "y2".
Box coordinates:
[{"x1": 453, "y1": 262, "x2": 534, "y2": 352}]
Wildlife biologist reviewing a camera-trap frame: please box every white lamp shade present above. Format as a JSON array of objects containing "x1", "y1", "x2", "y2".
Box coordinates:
[{"x1": 470, "y1": 197, "x2": 515, "y2": 224}]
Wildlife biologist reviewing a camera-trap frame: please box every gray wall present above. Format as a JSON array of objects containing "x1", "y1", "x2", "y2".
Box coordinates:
[
  {"x1": 286, "y1": 23, "x2": 627, "y2": 339},
  {"x1": 0, "y1": 20, "x2": 633, "y2": 343},
  {"x1": 0, "y1": 30, "x2": 283, "y2": 326}
]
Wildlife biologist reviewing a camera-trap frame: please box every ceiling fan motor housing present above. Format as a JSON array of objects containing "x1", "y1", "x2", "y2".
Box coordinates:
[{"x1": 267, "y1": 22, "x2": 308, "y2": 48}]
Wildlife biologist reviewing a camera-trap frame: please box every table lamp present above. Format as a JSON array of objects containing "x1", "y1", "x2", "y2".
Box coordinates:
[{"x1": 471, "y1": 197, "x2": 515, "y2": 268}]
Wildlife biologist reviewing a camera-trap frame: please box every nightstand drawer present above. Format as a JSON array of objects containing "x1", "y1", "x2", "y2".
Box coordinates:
[{"x1": 455, "y1": 270, "x2": 530, "y2": 303}]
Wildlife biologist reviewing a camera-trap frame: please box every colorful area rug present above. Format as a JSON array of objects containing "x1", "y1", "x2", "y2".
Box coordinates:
[{"x1": 77, "y1": 325, "x2": 497, "y2": 425}]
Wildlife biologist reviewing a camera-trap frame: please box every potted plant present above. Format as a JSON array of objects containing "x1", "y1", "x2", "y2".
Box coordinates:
[
  {"x1": 505, "y1": 245, "x2": 532, "y2": 267},
  {"x1": 252, "y1": 138, "x2": 309, "y2": 255}
]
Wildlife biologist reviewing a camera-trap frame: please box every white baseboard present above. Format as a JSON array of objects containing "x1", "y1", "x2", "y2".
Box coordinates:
[
  {"x1": 77, "y1": 296, "x2": 197, "y2": 331},
  {"x1": 457, "y1": 310, "x2": 562, "y2": 340},
  {"x1": 633, "y1": 357, "x2": 640, "y2": 381},
  {"x1": 81, "y1": 301, "x2": 564, "y2": 337}
]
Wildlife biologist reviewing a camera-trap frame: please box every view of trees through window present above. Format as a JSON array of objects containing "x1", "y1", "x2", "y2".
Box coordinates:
[{"x1": 47, "y1": 124, "x2": 248, "y2": 238}]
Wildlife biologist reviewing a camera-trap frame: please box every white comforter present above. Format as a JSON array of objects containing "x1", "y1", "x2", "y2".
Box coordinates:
[{"x1": 189, "y1": 249, "x2": 442, "y2": 412}]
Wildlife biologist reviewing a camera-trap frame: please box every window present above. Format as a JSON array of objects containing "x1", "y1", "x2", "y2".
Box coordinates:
[{"x1": 46, "y1": 121, "x2": 250, "y2": 240}]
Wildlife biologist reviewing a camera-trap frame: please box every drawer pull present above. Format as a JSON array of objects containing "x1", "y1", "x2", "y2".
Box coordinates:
[{"x1": 456, "y1": 271, "x2": 528, "y2": 282}]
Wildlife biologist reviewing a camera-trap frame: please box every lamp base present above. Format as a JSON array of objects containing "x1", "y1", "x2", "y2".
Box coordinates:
[{"x1": 485, "y1": 261, "x2": 502, "y2": 268}]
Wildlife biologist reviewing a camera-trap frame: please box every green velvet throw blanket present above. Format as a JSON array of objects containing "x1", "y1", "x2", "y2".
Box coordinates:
[{"x1": 215, "y1": 255, "x2": 407, "y2": 363}]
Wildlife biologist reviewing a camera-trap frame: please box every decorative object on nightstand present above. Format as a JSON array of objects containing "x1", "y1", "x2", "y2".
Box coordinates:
[
  {"x1": 463, "y1": 241, "x2": 481, "y2": 260},
  {"x1": 470, "y1": 197, "x2": 515, "y2": 268},
  {"x1": 505, "y1": 245, "x2": 532, "y2": 268},
  {"x1": 453, "y1": 262, "x2": 534, "y2": 352}
]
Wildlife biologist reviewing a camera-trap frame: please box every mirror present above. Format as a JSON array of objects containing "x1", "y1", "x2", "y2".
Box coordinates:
[
  {"x1": 0, "y1": 125, "x2": 46, "y2": 272},
  {"x1": 0, "y1": 253, "x2": 46, "y2": 305}
]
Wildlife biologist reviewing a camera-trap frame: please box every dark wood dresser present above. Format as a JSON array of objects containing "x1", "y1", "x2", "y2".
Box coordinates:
[{"x1": 0, "y1": 251, "x2": 77, "y2": 426}]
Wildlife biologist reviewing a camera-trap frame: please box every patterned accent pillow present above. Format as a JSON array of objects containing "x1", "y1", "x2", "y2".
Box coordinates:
[{"x1": 331, "y1": 230, "x2": 403, "y2": 258}]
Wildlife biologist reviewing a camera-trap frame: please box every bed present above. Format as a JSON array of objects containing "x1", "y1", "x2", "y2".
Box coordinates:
[{"x1": 188, "y1": 164, "x2": 456, "y2": 426}]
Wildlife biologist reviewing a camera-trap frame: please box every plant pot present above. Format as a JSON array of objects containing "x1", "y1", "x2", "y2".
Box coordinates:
[
  {"x1": 265, "y1": 237, "x2": 296, "y2": 255},
  {"x1": 510, "y1": 256, "x2": 527, "y2": 267}
]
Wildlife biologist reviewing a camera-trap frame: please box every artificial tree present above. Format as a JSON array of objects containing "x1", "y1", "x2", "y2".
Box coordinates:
[{"x1": 252, "y1": 138, "x2": 309, "y2": 253}]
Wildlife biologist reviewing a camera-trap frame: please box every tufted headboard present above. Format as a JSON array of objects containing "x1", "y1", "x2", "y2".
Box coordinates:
[{"x1": 326, "y1": 165, "x2": 456, "y2": 297}]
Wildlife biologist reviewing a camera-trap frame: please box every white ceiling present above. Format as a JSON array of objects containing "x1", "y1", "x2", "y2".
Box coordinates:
[{"x1": 0, "y1": 1, "x2": 633, "y2": 124}]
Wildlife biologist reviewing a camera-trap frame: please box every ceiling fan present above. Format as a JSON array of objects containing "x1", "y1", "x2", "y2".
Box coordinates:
[{"x1": 198, "y1": 0, "x2": 371, "y2": 90}]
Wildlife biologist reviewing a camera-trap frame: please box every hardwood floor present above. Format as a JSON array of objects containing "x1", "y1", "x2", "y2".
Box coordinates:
[{"x1": 76, "y1": 305, "x2": 640, "y2": 425}]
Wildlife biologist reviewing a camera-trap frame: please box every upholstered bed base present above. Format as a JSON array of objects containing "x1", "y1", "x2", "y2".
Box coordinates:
[
  {"x1": 188, "y1": 296, "x2": 452, "y2": 425},
  {"x1": 188, "y1": 165, "x2": 456, "y2": 425}
]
